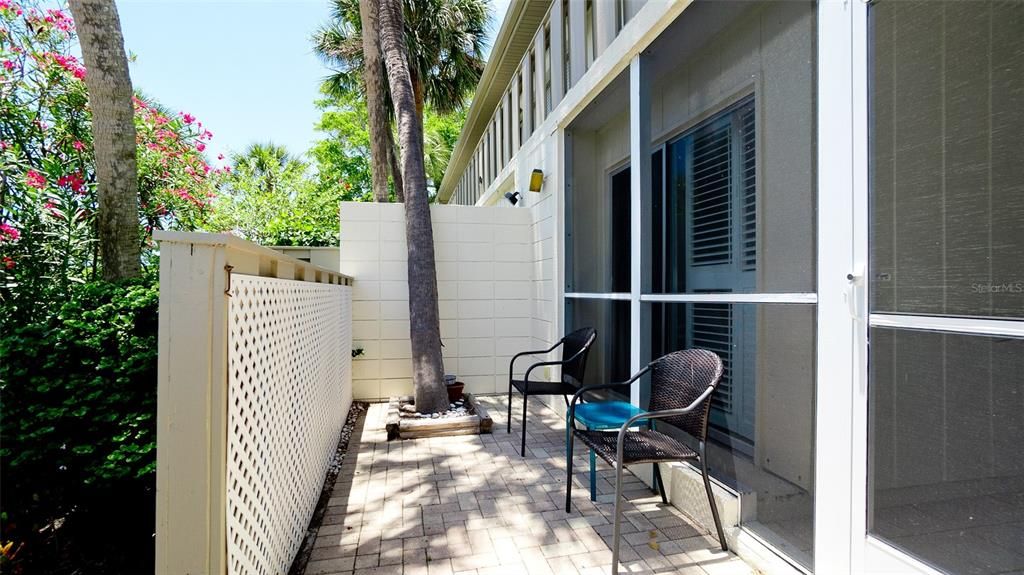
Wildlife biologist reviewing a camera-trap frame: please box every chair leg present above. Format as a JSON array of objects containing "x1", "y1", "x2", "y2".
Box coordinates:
[
  {"x1": 611, "y1": 461, "x2": 625, "y2": 575},
  {"x1": 700, "y1": 442, "x2": 728, "y2": 552},
  {"x1": 653, "y1": 463, "x2": 669, "y2": 504},
  {"x1": 520, "y1": 394, "x2": 528, "y2": 457},
  {"x1": 565, "y1": 426, "x2": 575, "y2": 512},
  {"x1": 506, "y1": 381, "x2": 513, "y2": 434},
  {"x1": 589, "y1": 446, "x2": 596, "y2": 502}
]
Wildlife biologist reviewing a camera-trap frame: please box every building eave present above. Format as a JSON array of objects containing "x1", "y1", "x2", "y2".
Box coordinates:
[{"x1": 437, "y1": 0, "x2": 552, "y2": 204}]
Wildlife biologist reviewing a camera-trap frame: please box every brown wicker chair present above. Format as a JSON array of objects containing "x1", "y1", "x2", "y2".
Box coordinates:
[
  {"x1": 565, "y1": 349, "x2": 728, "y2": 575},
  {"x1": 507, "y1": 327, "x2": 597, "y2": 457}
]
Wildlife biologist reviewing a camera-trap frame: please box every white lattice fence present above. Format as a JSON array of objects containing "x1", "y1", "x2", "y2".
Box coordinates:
[{"x1": 226, "y1": 274, "x2": 352, "y2": 575}]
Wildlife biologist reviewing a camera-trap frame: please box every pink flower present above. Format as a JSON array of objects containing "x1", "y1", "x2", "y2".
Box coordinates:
[
  {"x1": 45, "y1": 9, "x2": 74, "y2": 32},
  {"x1": 196, "y1": 142, "x2": 206, "y2": 152},
  {"x1": 51, "y1": 53, "x2": 86, "y2": 79},
  {"x1": 217, "y1": 153, "x2": 224, "y2": 160},
  {"x1": 25, "y1": 170, "x2": 46, "y2": 189},
  {"x1": 0, "y1": 141, "x2": 9, "y2": 150},
  {"x1": 202, "y1": 130, "x2": 213, "y2": 140},
  {"x1": 0, "y1": 223, "x2": 19, "y2": 242},
  {"x1": 181, "y1": 113, "x2": 195, "y2": 125},
  {"x1": 57, "y1": 172, "x2": 85, "y2": 192},
  {"x1": 72, "y1": 140, "x2": 84, "y2": 151},
  {"x1": 2, "y1": 256, "x2": 14, "y2": 270},
  {"x1": 2, "y1": 60, "x2": 14, "y2": 71}
]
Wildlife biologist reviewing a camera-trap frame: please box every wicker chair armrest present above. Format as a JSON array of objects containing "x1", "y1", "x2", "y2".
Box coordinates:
[
  {"x1": 567, "y1": 366, "x2": 651, "y2": 423},
  {"x1": 614, "y1": 385, "x2": 716, "y2": 464}
]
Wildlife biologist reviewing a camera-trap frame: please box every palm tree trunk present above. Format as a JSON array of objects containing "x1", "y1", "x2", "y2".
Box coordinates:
[
  {"x1": 358, "y1": 0, "x2": 391, "y2": 203},
  {"x1": 377, "y1": 0, "x2": 447, "y2": 414},
  {"x1": 387, "y1": 129, "x2": 404, "y2": 202},
  {"x1": 410, "y1": 68, "x2": 426, "y2": 127},
  {"x1": 69, "y1": 0, "x2": 140, "y2": 281}
]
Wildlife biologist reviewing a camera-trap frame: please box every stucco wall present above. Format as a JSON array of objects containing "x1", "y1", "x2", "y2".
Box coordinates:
[{"x1": 340, "y1": 202, "x2": 535, "y2": 400}]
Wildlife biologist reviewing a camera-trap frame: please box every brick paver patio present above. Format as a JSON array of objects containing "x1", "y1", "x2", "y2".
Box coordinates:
[{"x1": 305, "y1": 395, "x2": 756, "y2": 575}]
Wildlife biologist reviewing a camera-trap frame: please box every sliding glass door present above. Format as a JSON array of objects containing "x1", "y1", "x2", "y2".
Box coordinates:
[{"x1": 860, "y1": 2, "x2": 1024, "y2": 573}]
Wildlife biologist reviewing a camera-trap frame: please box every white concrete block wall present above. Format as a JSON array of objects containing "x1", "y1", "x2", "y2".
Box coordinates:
[{"x1": 341, "y1": 201, "x2": 534, "y2": 400}]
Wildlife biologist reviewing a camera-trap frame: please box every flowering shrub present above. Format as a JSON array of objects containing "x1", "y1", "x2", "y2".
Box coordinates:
[
  {"x1": 0, "y1": 3, "x2": 222, "y2": 572},
  {"x1": 0, "y1": 0, "x2": 223, "y2": 304},
  {"x1": 0, "y1": 275, "x2": 159, "y2": 574}
]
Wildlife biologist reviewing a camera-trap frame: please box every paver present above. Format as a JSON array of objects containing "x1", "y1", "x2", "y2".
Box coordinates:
[{"x1": 302, "y1": 396, "x2": 755, "y2": 575}]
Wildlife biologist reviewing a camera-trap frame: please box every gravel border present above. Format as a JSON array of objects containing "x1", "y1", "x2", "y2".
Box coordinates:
[{"x1": 288, "y1": 401, "x2": 368, "y2": 575}]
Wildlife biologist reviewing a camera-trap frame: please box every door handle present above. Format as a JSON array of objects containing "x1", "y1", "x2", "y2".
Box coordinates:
[{"x1": 845, "y1": 265, "x2": 865, "y2": 321}]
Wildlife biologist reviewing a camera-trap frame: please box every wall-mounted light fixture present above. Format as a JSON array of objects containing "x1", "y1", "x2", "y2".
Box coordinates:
[
  {"x1": 528, "y1": 169, "x2": 544, "y2": 193},
  {"x1": 504, "y1": 191, "x2": 521, "y2": 206}
]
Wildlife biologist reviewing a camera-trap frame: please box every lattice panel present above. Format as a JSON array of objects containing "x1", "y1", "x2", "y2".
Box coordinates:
[{"x1": 226, "y1": 275, "x2": 351, "y2": 575}]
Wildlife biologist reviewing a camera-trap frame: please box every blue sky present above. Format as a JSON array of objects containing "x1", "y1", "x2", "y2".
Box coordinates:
[{"x1": 116, "y1": 0, "x2": 511, "y2": 164}]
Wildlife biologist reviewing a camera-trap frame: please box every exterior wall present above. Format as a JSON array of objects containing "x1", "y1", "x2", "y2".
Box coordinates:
[{"x1": 340, "y1": 202, "x2": 535, "y2": 400}]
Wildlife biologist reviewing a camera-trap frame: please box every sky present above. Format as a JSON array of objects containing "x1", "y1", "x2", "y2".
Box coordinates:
[{"x1": 116, "y1": 0, "x2": 512, "y2": 164}]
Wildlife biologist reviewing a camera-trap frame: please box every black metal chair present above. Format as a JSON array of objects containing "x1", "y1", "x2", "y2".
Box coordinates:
[
  {"x1": 507, "y1": 327, "x2": 597, "y2": 457},
  {"x1": 565, "y1": 349, "x2": 728, "y2": 575}
]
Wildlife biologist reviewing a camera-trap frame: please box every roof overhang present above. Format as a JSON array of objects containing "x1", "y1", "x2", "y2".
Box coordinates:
[{"x1": 437, "y1": 0, "x2": 552, "y2": 204}]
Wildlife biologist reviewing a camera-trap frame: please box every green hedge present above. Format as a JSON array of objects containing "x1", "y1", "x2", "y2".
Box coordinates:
[{"x1": 1, "y1": 275, "x2": 159, "y2": 574}]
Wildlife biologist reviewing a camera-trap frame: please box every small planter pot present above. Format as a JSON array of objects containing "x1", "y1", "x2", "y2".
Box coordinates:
[{"x1": 446, "y1": 381, "x2": 465, "y2": 402}]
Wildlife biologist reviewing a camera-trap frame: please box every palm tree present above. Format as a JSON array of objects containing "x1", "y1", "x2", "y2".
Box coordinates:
[
  {"x1": 357, "y1": 0, "x2": 390, "y2": 203},
  {"x1": 68, "y1": 0, "x2": 140, "y2": 281},
  {"x1": 377, "y1": 0, "x2": 448, "y2": 413},
  {"x1": 214, "y1": 143, "x2": 308, "y2": 244},
  {"x1": 313, "y1": 0, "x2": 487, "y2": 200},
  {"x1": 232, "y1": 143, "x2": 300, "y2": 196}
]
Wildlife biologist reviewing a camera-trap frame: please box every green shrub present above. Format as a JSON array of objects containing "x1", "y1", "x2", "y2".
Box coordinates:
[{"x1": 0, "y1": 274, "x2": 159, "y2": 574}]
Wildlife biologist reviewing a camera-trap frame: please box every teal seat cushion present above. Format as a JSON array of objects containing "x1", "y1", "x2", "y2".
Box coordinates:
[{"x1": 573, "y1": 401, "x2": 647, "y2": 430}]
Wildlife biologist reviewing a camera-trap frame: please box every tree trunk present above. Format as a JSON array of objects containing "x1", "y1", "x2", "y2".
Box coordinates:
[
  {"x1": 410, "y1": 68, "x2": 426, "y2": 128},
  {"x1": 358, "y1": 0, "x2": 391, "y2": 203},
  {"x1": 69, "y1": 0, "x2": 140, "y2": 281},
  {"x1": 377, "y1": 0, "x2": 447, "y2": 413},
  {"x1": 387, "y1": 128, "x2": 404, "y2": 203}
]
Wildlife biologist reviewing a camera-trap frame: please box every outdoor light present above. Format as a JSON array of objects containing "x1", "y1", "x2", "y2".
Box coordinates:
[
  {"x1": 528, "y1": 169, "x2": 544, "y2": 192},
  {"x1": 504, "y1": 191, "x2": 521, "y2": 206}
]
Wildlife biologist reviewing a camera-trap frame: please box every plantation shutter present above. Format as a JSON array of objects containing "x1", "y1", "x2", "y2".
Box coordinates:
[
  {"x1": 689, "y1": 120, "x2": 733, "y2": 267},
  {"x1": 689, "y1": 300, "x2": 735, "y2": 415},
  {"x1": 739, "y1": 104, "x2": 757, "y2": 271},
  {"x1": 681, "y1": 96, "x2": 757, "y2": 445}
]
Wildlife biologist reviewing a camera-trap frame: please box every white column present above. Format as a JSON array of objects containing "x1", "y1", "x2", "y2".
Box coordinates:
[
  {"x1": 595, "y1": 0, "x2": 617, "y2": 54},
  {"x1": 534, "y1": 30, "x2": 546, "y2": 122},
  {"x1": 484, "y1": 127, "x2": 490, "y2": 187},
  {"x1": 629, "y1": 54, "x2": 651, "y2": 407},
  {"x1": 504, "y1": 92, "x2": 513, "y2": 164},
  {"x1": 569, "y1": 0, "x2": 586, "y2": 86},
  {"x1": 815, "y1": 0, "x2": 861, "y2": 571},
  {"x1": 497, "y1": 103, "x2": 505, "y2": 168},
  {"x1": 550, "y1": 1, "x2": 565, "y2": 104},
  {"x1": 511, "y1": 74, "x2": 522, "y2": 152},
  {"x1": 520, "y1": 55, "x2": 534, "y2": 137}
]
